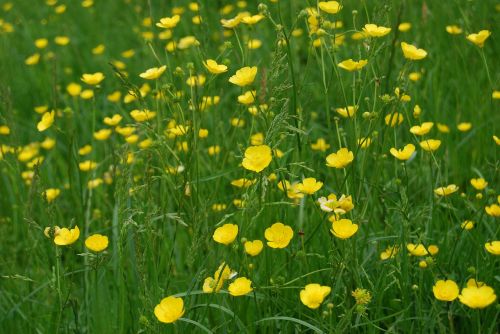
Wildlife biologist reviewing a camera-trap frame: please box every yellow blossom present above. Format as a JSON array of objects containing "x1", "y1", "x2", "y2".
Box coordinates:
[
  {"x1": 203, "y1": 59, "x2": 228, "y2": 74},
  {"x1": 390, "y1": 144, "x2": 415, "y2": 161},
  {"x1": 54, "y1": 226, "x2": 80, "y2": 246},
  {"x1": 326, "y1": 148, "x2": 354, "y2": 168},
  {"x1": 446, "y1": 25, "x2": 462, "y2": 35},
  {"x1": 154, "y1": 296, "x2": 185, "y2": 323},
  {"x1": 434, "y1": 184, "x2": 458, "y2": 196},
  {"x1": 228, "y1": 277, "x2": 253, "y2": 296},
  {"x1": 338, "y1": 59, "x2": 368, "y2": 71},
  {"x1": 156, "y1": 15, "x2": 181, "y2": 29},
  {"x1": 213, "y1": 223, "x2": 238, "y2": 245},
  {"x1": 458, "y1": 284, "x2": 497, "y2": 309},
  {"x1": 470, "y1": 178, "x2": 487, "y2": 191},
  {"x1": 485, "y1": 241, "x2": 500, "y2": 255},
  {"x1": 300, "y1": 284, "x2": 331, "y2": 309},
  {"x1": 265, "y1": 222, "x2": 293, "y2": 248},
  {"x1": 401, "y1": 42, "x2": 427, "y2": 60},
  {"x1": 311, "y1": 138, "x2": 330, "y2": 152},
  {"x1": 363, "y1": 24, "x2": 391, "y2": 37},
  {"x1": 410, "y1": 122, "x2": 434, "y2": 136},
  {"x1": 244, "y1": 240, "x2": 263, "y2": 256},
  {"x1": 37, "y1": 111, "x2": 55, "y2": 132},
  {"x1": 419, "y1": 139, "x2": 441, "y2": 152},
  {"x1": 318, "y1": 1, "x2": 342, "y2": 14},
  {"x1": 335, "y1": 105, "x2": 357, "y2": 118},
  {"x1": 81, "y1": 72, "x2": 105, "y2": 85},
  {"x1": 139, "y1": 65, "x2": 166, "y2": 80},
  {"x1": 330, "y1": 218, "x2": 358, "y2": 239},
  {"x1": 296, "y1": 177, "x2": 323, "y2": 195},
  {"x1": 44, "y1": 188, "x2": 60, "y2": 203},
  {"x1": 242, "y1": 145, "x2": 272, "y2": 173},
  {"x1": 85, "y1": 234, "x2": 109, "y2": 252},
  {"x1": 433, "y1": 280, "x2": 459, "y2": 302},
  {"x1": 466, "y1": 30, "x2": 491, "y2": 47},
  {"x1": 229, "y1": 66, "x2": 257, "y2": 86}
]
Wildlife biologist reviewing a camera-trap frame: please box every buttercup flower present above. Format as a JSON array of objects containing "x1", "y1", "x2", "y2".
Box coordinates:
[
  {"x1": 401, "y1": 42, "x2": 427, "y2": 60},
  {"x1": 318, "y1": 1, "x2": 342, "y2": 14},
  {"x1": 154, "y1": 296, "x2": 185, "y2": 323},
  {"x1": 54, "y1": 226, "x2": 80, "y2": 246},
  {"x1": 311, "y1": 138, "x2": 330, "y2": 152},
  {"x1": 326, "y1": 148, "x2": 354, "y2": 168},
  {"x1": 156, "y1": 15, "x2": 181, "y2": 29},
  {"x1": 300, "y1": 284, "x2": 331, "y2": 309},
  {"x1": 419, "y1": 139, "x2": 441, "y2": 152},
  {"x1": 380, "y1": 246, "x2": 398, "y2": 260},
  {"x1": 485, "y1": 241, "x2": 500, "y2": 255},
  {"x1": 242, "y1": 145, "x2": 272, "y2": 173},
  {"x1": 335, "y1": 106, "x2": 357, "y2": 118},
  {"x1": 139, "y1": 65, "x2": 166, "y2": 80},
  {"x1": 296, "y1": 177, "x2": 323, "y2": 195},
  {"x1": 229, "y1": 66, "x2": 257, "y2": 86},
  {"x1": 446, "y1": 25, "x2": 462, "y2": 35},
  {"x1": 470, "y1": 178, "x2": 488, "y2": 191},
  {"x1": 244, "y1": 240, "x2": 264, "y2": 256},
  {"x1": 433, "y1": 280, "x2": 459, "y2": 301},
  {"x1": 37, "y1": 111, "x2": 55, "y2": 132},
  {"x1": 330, "y1": 219, "x2": 358, "y2": 239},
  {"x1": 458, "y1": 284, "x2": 497, "y2": 309},
  {"x1": 410, "y1": 122, "x2": 434, "y2": 136},
  {"x1": 43, "y1": 188, "x2": 60, "y2": 203},
  {"x1": 363, "y1": 24, "x2": 391, "y2": 37},
  {"x1": 85, "y1": 234, "x2": 109, "y2": 252},
  {"x1": 204, "y1": 59, "x2": 228, "y2": 74},
  {"x1": 203, "y1": 263, "x2": 233, "y2": 293},
  {"x1": 213, "y1": 223, "x2": 238, "y2": 245},
  {"x1": 466, "y1": 30, "x2": 491, "y2": 47},
  {"x1": 434, "y1": 184, "x2": 458, "y2": 197},
  {"x1": 338, "y1": 59, "x2": 368, "y2": 71},
  {"x1": 265, "y1": 222, "x2": 294, "y2": 248},
  {"x1": 390, "y1": 144, "x2": 415, "y2": 161},
  {"x1": 81, "y1": 72, "x2": 105, "y2": 85},
  {"x1": 228, "y1": 277, "x2": 253, "y2": 296}
]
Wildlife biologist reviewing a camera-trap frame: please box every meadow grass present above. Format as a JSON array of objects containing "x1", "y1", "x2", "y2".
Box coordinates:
[{"x1": 0, "y1": 0, "x2": 499, "y2": 333}]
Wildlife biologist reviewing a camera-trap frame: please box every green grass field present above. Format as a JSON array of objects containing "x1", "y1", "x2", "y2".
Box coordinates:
[{"x1": 1, "y1": 0, "x2": 499, "y2": 332}]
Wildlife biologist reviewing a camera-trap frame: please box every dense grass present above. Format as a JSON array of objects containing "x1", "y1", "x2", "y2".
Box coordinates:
[{"x1": 0, "y1": 0, "x2": 499, "y2": 333}]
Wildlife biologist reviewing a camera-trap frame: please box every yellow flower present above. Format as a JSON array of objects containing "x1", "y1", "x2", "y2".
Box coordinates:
[
  {"x1": 242, "y1": 145, "x2": 272, "y2": 173},
  {"x1": 237, "y1": 90, "x2": 256, "y2": 105},
  {"x1": 434, "y1": 184, "x2": 458, "y2": 197},
  {"x1": 326, "y1": 148, "x2": 354, "y2": 168},
  {"x1": 244, "y1": 240, "x2": 264, "y2": 256},
  {"x1": 25, "y1": 53, "x2": 40, "y2": 65},
  {"x1": 228, "y1": 277, "x2": 253, "y2": 296},
  {"x1": 130, "y1": 109, "x2": 156, "y2": 122},
  {"x1": 409, "y1": 72, "x2": 422, "y2": 81},
  {"x1": 485, "y1": 204, "x2": 500, "y2": 217},
  {"x1": 401, "y1": 42, "x2": 427, "y2": 60},
  {"x1": 156, "y1": 15, "x2": 181, "y2": 29},
  {"x1": 241, "y1": 14, "x2": 264, "y2": 25},
  {"x1": 398, "y1": 22, "x2": 411, "y2": 32},
  {"x1": 104, "y1": 114, "x2": 122, "y2": 126},
  {"x1": 67, "y1": 83, "x2": 82, "y2": 96},
  {"x1": 335, "y1": 105, "x2": 357, "y2": 118},
  {"x1": 300, "y1": 284, "x2": 331, "y2": 309},
  {"x1": 494, "y1": 135, "x2": 500, "y2": 145},
  {"x1": 446, "y1": 25, "x2": 462, "y2": 35},
  {"x1": 229, "y1": 66, "x2": 257, "y2": 86},
  {"x1": 363, "y1": 24, "x2": 391, "y2": 37},
  {"x1": 385, "y1": 112, "x2": 404, "y2": 127},
  {"x1": 419, "y1": 139, "x2": 441, "y2": 152},
  {"x1": 458, "y1": 284, "x2": 497, "y2": 309},
  {"x1": 203, "y1": 263, "x2": 233, "y2": 293},
  {"x1": 390, "y1": 144, "x2": 415, "y2": 161},
  {"x1": 85, "y1": 234, "x2": 109, "y2": 252},
  {"x1": 78, "y1": 145, "x2": 92, "y2": 156},
  {"x1": 410, "y1": 122, "x2": 434, "y2": 136},
  {"x1": 265, "y1": 222, "x2": 293, "y2": 248},
  {"x1": 203, "y1": 59, "x2": 228, "y2": 74},
  {"x1": 330, "y1": 218, "x2": 358, "y2": 239},
  {"x1": 406, "y1": 243, "x2": 429, "y2": 256},
  {"x1": 93, "y1": 129, "x2": 112, "y2": 141},
  {"x1": 154, "y1": 296, "x2": 185, "y2": 323},
  {"x1": 0, "y1": 125, "x2": 10, "y2": 135},
  {"x1": 139, "y1": 65, "x2": 166, "y2": 80},
  {"x1": 457, "y1": 122, "x2": 472, "y2": 132},
  {"x1": 213, "y1": 223, "x2": 238, "y2": 245},
  {"x1": 470, "y1": 178, "x2": 487, "y2": 191},
  {"x1": 44, "y1": 188, "x2": 60, "y2": 203},
  {"x1": 461, "y1": 220, "x2": 474, "y2": 230},
  {"x1": 296, "y1": 177, "x2": 323, "y2": 195},
  {"x1": 37, "y1": 111, "x2": 55, "y2": 132},
  {"x1": 485, "y1": 241, "x2": 500, "y2": 255},
  {"x1": 231, "y1": 178, "x2": 255, "y2": 188},
  {"x1": 54, "y1": 226, "x2": 80, "y2": 246},
  {"x1": 318, "y1": 1, "x2": 342, "y2": 14},
  {"x1": 380, "y1": 246, "x2": 398, "y2": 260},
  {"x1": 433, "y1": 280, "x2": 459, "y2": 302},
  {"x1": 79, "y1": 160, "x2": 97, "y2": 171},
  {"x1": 311, "y1": 138, "x2": 330, "y2": 152},
  {"x1": 81, "y1": 72, "x2": 105, "y2": 85},
  {"x1": 35, "y1": 38, "x2": 49, "y2": 49},
  {"x1": 338, "y1": 59, "x2": 368, "y2": 72},
  {"x1": 466, "y1": 30, "x2": 491, "y2": 47}
]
